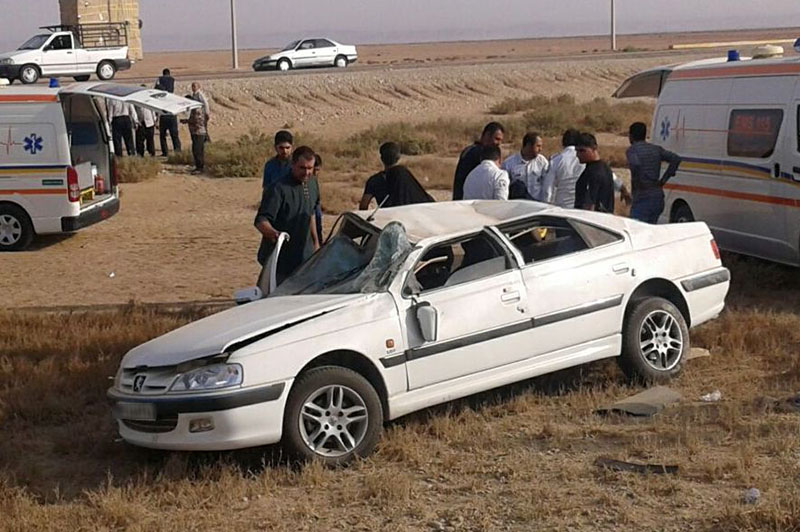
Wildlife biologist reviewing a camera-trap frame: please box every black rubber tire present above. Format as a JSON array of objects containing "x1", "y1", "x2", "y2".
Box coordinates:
[
  {"x1": 671, "y1": 202, "x2": 694, "y2": 223},
  {"x1": 0, "y1": 204, "x2": 35, "y2": 251},
  {"x1": 619, "y1": 297, "x2": 689, "y2": 384},
  {"x1": 96, "y1": 60, "x2": 117, "y2": 81},
  {"x1": 73, "y1": 75, "x2": 91, "y2": 82},
  {"x1": 19, "y1": 64, "x2": 40, "y2": 84},
  {"x1": 276, "y1": 58, "x2": 292, "y2": 72},
  {"x1": 283, "y1": 366, "x2": 383, "y2": 466},
  {"x1": 334, "y1": 55, "x2": 348, "y2": 68}
]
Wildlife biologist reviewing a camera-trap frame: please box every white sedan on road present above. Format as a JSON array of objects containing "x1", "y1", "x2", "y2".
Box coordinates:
[
  {"x1": 252, "y1": 38, "x2": 358, "y2": 72},
  {"x1": 108, "y1": 201, "x2": 729, "y2": 464}
]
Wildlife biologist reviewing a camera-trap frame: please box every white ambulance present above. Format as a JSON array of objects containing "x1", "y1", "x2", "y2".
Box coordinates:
[
  {"x1": 615, "y1": 49, "x2": 800, "y2": 266},
  {"x1": 0, "y1": 82, "x2": 199, "y2": 251}
]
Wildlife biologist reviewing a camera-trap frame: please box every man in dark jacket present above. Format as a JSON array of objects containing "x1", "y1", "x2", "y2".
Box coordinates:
[
  {"x1": 155, "y1": 68, "x2": 181, "y2": 156},
  {"x1": 574, "y1": 133, "x2": 615, "y2": 214},
  {"x1": 452, "y1": 122, "x2": 505, "y2": 200},
  {"x1": 255, "y1": 146, "x2": 321, "y2": 283},
  {"x1": 360, "y1": 142, "x2": 433, "y2": 209}
]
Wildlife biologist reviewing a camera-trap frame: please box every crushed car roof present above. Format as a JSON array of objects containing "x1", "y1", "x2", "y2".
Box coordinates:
[{"x1": 354, "y1": 200, "x2": 554, "y2": 241}]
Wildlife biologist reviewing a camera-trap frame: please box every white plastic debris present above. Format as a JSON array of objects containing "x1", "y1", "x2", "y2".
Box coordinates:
[
  {"x1": 700, "y1": 390, "x2": 722, "y2": 402},
  {"x1": 108, "y1": 272, "x2": 116, "y2": 278},
  {"x1": 743, "y1": 487, "x2": 761, "y2": 505}
]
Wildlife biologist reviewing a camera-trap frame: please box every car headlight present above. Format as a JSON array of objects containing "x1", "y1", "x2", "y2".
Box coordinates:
[
  {"x1": 0, "y1": 58, "x2": 14, "y2": 65},
  {"x1": 169, "y1": 363, "x2": 243, "y2": 393}
]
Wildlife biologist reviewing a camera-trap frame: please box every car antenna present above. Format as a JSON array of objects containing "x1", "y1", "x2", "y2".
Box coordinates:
[{"x1": 366, "y1": 195, "x2": 389, "y2": 222}]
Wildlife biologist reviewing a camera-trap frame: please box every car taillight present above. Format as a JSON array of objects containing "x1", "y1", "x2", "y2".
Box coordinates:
[
  {"x1": 710, "y1": 239, "x2": 720, "y2": 260},
  {"x1": 110, "y1": 156, "x2": 119, "y2": 188},
  {"x1": 67, "y1": 166, "x2": 80, "y2": 202}
]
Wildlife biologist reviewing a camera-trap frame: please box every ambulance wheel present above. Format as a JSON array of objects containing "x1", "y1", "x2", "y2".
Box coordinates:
[
  {"x1": 74, "y1": 75, "x2": 91, "y2": 82},
  {"x1": 19, "y1": 64, "x2": 40, "y2": 84},
  {"x1": 0, "y1": 204, "x2": 35, "y2": 251},
  {"x1": 671, "y1": 202, "x2": 694, "y2": 223},
  {"x1": 97, "y1": 61, "x2": 117, "y2": 81}
]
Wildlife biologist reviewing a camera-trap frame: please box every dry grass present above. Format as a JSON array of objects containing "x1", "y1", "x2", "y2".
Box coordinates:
[
  {"x1": 115, "y1": 156, "x2": 162, "y2": 183},
  {"x1": 2, "y1": 257, "x2": 800, "y2": 530}
]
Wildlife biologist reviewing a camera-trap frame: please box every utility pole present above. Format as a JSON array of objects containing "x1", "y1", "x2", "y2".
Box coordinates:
[
  {"x1": 230, "y1": 0, "x2": 239, "y2": 69},
  {"x1": 610, "y1": 0, "x2": 617, "y2": 51}
]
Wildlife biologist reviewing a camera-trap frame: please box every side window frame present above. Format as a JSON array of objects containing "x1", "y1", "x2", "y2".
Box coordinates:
[
  {"x1": 402, "y1": 228, "x2": 517, "y2": 298},
  {"x1": 299, "y1": 40, "x2": 315, "y2": 50},
  {"x1": 315, "y1": 39, "x2": 334, "y2": 48}
]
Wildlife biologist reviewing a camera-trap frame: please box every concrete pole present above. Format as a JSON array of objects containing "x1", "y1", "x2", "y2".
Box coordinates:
[
  {"x1": 610, "y1": 0, "x2": 617, "y2": 51},
  {"x1": 230, "y1": 0, "x2": 239, "y2": 69}
]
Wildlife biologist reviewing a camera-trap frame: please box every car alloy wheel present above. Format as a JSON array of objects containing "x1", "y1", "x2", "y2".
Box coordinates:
[
  {"x1": 335, "y1": 56, "x2": 347, "y2": 68},
  {"x1": 20, "y1": 65, "x2": 39, "y2": 84},
  {"x1": 619, "y1": 296, "x2": 688, "y2": 383},
  {"x1": 638, "y1": 309, "x2": 683, "y2": 371},
  {"x1": 299, "y1": 384, "x2": 368, "y2": 457},
  {"x1": 97, "y1": 61, "x2": 116, "y2": 80},
  {"x1": 283, "y1": 366, "x2": 383, "y2": 465},
  {"x1": 278, "y1": 59, "x2": 291, "y2": 71},
  {"x1": 0, "y1": 214, "x2": 22, "y2": 246}
]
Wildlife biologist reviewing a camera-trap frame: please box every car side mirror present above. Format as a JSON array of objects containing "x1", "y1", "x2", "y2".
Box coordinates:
[
  {"x1": 415, "y1": 302, "x2": 438, "y2": 343},
  {"x1": 234, "y1": 287, "x2": 263, "y2": 305}
]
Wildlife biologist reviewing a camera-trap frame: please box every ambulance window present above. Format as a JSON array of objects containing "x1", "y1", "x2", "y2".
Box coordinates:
[{"x1": 727, "y1": 109, "x2": 783, "y2": 158}]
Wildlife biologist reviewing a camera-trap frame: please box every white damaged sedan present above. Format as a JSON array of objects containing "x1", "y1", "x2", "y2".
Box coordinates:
[{"x1": 109, "y1": 201, "x2": 730, "y2": 464}]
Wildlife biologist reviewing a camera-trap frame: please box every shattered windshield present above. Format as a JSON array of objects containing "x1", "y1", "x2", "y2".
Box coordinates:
[
  {"x1": 19, "y1": 34, "x2": 50, "y2": 50},
  {"x1": 281, "y1": 40, "x2": 300, "y2": 51},
  {"x1": 272, "y1": 220, "x2": 414, "y2": 296}
]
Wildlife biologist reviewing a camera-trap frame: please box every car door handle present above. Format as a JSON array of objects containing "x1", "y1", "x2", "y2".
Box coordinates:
[
  {"x1": 501, "y1": 291, "x2": 521, "y2": 303},
  {"x1": 612, "y1": 263, "x2": 630, "y2": 274},
  {"x1": 774, "y1": 163, "x2": 781, "y2": 178}
]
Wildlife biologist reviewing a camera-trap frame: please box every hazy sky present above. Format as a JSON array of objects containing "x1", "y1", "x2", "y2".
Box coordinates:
[{"x1": 2, "y1": 0, "x2": 799, "y2": 52}]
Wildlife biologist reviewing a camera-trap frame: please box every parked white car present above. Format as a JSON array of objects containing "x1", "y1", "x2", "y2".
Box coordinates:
[
  {"x1": 0, "y1": 25, "x2": 131, "y2": 84},
  {"x1": 252, "y1": 38, "x2": 357, "y2": 72},
  {"x1": 108, "y1": 201, "x2": 729, "y2": 464}
]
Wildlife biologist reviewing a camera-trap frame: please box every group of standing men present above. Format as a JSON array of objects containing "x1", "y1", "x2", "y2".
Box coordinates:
[
  {"x1": 453, "y1": 121, "x2": 680, "y2": 222},
  {"x1": 254, "y1": 118, "x2": 681, "y2": 283},
  {"x1": 106, "y1": 69, "x2": 211, "y2": 176}
]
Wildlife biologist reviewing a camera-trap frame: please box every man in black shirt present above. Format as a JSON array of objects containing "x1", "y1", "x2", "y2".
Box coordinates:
[
  {"x1": 359, "y1": 142, "x2": 433, "y2": 209},
  {"x1": 155, "y1": 68, "x2": 181, "y2": 156},
  {"x1": 255, "y1": 146, "x2": 321, "y2": 282},
  {"x1": 452, "y1": 122, "x2": 505, "y2": 200},
  {"x1": 574, "y1": 133, "x2": 615, "y2": 214}
]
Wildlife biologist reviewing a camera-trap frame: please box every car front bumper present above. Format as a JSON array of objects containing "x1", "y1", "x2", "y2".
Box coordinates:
[
  {"x1": 253, "y1": 59, "x2": 277, "y2": 71},
  {"x1": 0, "y1": 64, "x2": 22, "y2": 80},
  {"x1": 108, "y1": 380, "x2": 291, "y2": 451}
]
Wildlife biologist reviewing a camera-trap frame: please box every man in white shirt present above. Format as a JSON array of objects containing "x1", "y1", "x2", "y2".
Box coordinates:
[
  {"x1": 135, "y1": 103, "x2": 157, "y2": 157},
  {"x1": 107, "y1": 99, "x2": 138, "y2": 157},
  {"x1": 462, "y1": 145, "x2": 510, "y2": 200},
  {"x1": 541, "y1": 128, "x2": 583, "y2": 208},
  {"x1": 502, "y1": 132, "x2": 549, "y2": 200}
]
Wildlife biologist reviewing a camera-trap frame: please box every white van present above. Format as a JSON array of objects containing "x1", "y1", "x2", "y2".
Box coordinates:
[
  {"x1": 0, "y1": 82, "x2": 199, "y2": 251},
  {"x1": 615, "y1": 53, "x2": 800, "y2": 266}
]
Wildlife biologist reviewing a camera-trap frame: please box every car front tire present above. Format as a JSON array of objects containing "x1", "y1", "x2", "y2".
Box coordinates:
[
  {"x1": 671, "y1": 202, "x2": 694, "y2": 223},
  {"x1": 619, "y1": 297, "x2": 688, "y2": 383},
  {"x1": 96, "y1": 60, "x2": 116, "y2": 81},
  {"x1": 277, "y1": 58, "x2": 292, "y2": 72},
  {"x1": 283, "y1": 366, "x2": 383, "y2": 466},
  {"x1": 0, "y1": 204, "x2": 35, "y2": 251},
  {"x1": 73, "y1": 75, "x2": 91, "y2": 82},
  {"x1": 19, "y1": 64, "x2": 40, "y2": 84}
]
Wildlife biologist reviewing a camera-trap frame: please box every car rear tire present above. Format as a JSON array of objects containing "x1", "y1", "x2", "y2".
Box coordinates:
[
  {"x1": 334, "y1": 55, "x2": 348, "y2": 68},
  {"x1": 96, "y1": 60, "x2": 116, "y2": 81},
  {"x1": 0, "y1": 204, "x2": 35, "y2": 251},
  {"x1": 619, "y1": 297, "x2": 688, "y2": 383},
  {"x1": 73, "y1": 75, "x2": 91, "y2": 82},
  {"x1": 283, "y1": 366, "x2": 383, "y2": 466},
  {"x1": 277, "y1": 58, "x2": 292, "y2": 72},
  {"x1": 19, "y1": 64, "x2": 40, "y2": 84},
  {"x1": 671, "y1": 202, "x2": 694, "y2": 223}
]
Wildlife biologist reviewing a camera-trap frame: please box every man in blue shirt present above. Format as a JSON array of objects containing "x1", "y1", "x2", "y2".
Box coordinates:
[
  {"x1": 626, "y1": 122, "x2": 681, "y2": 224},
  {"x1": 263, "y1": 130, "x2": 293, "y2": 189}
]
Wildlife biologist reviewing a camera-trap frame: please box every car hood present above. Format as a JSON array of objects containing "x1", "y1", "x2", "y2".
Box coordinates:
[
  {"x1": 121, "y1": 293, "x2": 368, "y2": 368},
  {"x1": 0, "y1": 51, "x2": 23, "y2": 61}
]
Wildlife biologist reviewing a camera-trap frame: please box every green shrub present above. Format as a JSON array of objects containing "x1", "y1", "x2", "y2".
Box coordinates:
[{"x1": 115, "y1": 156, "x2": 162, "y2": 183}]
